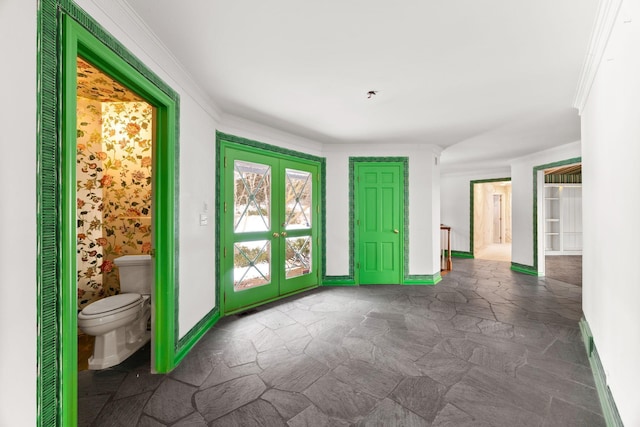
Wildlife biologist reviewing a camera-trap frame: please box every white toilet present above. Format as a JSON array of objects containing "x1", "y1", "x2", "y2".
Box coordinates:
[{"x1": 78, "y1": 254, "x2": 152, "y2": 370}]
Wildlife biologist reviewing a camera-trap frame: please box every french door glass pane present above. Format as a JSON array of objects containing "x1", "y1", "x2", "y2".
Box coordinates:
[
  {"x1": 285, "y1": 236, "x2": 312, "y2": 279},
  {"x1": 284, "y1": 168, "x2": 312, "y2": 230},
  {"x1": 234, "y1": 160, "x2": 271, "y2": 233},
  {"x1": 234, "y1": 240, "x2": 271, "y2": 291}
]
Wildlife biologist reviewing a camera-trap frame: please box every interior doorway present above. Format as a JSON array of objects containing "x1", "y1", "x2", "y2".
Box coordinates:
[
  {"x1": 492, "y1": 194, "x2": 503, "y2": 243},
  {"x1": 42, "y1": 16, "x2": 180, "y2": 427},
  {"x1": 75, "y1": 58, "x2": 156, "y2": 371},
  {"x1": 541, "y1": 163, "x2": 583, "y2": 285},
  {"x1": 472, "y1": 180, "x2": 512, "y2": 262}
]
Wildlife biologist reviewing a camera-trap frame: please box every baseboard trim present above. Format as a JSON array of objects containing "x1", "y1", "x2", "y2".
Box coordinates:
[
  {"x1": 175, "y1": 308, "x2": 220, "y2": 366},
  {"x1": 404, "y1": 273, "x2": 441, "y2": 285},
  {"x1": 579, "y1": 318, "x2": 624, "y2": 427},
  {"x1": 322, "y1": 276, "x2": 357, "y2": 286},
  {"x1": 451, "y1": 250, "x2": 474, "y2": 259},
  {"x1": 510, "y1": 262, "x2": 541, "y2": 276}
]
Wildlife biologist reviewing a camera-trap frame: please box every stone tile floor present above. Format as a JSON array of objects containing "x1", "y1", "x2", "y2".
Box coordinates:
[
  {"x1": 545, "y1": 255, "x2": 582, "y2": 287},
  {"x1": 78, "y1": 258, "x2": 604, "y2": 426}
]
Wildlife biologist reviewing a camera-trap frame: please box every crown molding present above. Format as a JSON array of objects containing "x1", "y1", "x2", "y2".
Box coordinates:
[
  {"x1": 87, "y1": 0, "x2": 223, "y2": 122},
  {"x1": 573, "y1": 0, "x2": 623, "y2": 115}
]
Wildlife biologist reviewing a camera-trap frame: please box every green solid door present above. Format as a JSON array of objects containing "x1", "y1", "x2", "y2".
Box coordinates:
[
  {"x1": 222, "y1": 147, "x2": 319, "y2": 312},
  {"x1": 356, "y1": 163, "x2": 403, "y2": 284}
]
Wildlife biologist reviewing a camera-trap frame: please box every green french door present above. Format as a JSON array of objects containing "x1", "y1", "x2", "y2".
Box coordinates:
[
  {"x1": 356, "y1": 162, "x2": 403, "y2": 284},
  {"x1": 222, "y1": 147, "x2": 318, "y2": 312}
]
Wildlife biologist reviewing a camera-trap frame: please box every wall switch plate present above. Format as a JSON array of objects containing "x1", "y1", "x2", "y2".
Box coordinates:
[{"x1": 200, "y1": 214, "x2": 208, "y2": 226}]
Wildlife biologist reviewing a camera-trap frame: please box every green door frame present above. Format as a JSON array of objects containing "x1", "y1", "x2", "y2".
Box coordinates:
[
  {"x1": 38, "y1": 3, "x2": 180, "y2": 425},
  {"x1": 216, "y1": 132, "x2": 325, "y2": 316}
]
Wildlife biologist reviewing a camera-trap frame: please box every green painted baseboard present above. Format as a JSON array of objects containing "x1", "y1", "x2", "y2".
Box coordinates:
[
  {"x1": 175, "y1": 309, "x2": 221, "y2": 366},
  {"x1": 579, "y1": 318, "x2": 624, "y2": 427},
  {"x1": 404, "y1": 274, "x2": 441, "y2": 285},
  {"x1": 510, "y1": 262, "x2": 541, "y2": 276},
  {"x1": 322, "y1": 274, "x2": 442, "y2": 286},
  {"x1": 322, "y1": 276, "x2": 357, "y2": 286},
  {"x1": 451, "y1": 250, "x2": 474, "y2": 259}
]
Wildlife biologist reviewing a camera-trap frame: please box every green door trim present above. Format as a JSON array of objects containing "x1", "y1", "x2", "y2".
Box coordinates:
[
  {"x1": 468, "y1": 177, "x2": 512, "y2": 259},
  {"x1": 345, "y1": 157, "x2": 439, "y2": 285},
  {"x1": 38, "y1": 2, "x2": 182, "y2": 425},
  {"x1": 215, "y1": 131, "x2": 326, "y2": 316}
]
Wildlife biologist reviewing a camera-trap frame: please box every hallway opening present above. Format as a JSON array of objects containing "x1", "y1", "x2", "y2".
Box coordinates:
[
  {"x1": 538, "y1": 162, "x2": 582, "y2": 280},
  {"x1": 472, "y1": 180, "x2": 512, "y2": 262}
]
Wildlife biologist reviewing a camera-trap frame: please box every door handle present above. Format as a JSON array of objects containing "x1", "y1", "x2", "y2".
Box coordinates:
[
  {"x1": 393, "y1": 229, "x2": 399, "y2": 234},
  {"x1": 272, "y1": 232, "x2": 280, "y2": 238},
  {"x1": 281, "y1": 231, "x2": 287, "y2": 237}
]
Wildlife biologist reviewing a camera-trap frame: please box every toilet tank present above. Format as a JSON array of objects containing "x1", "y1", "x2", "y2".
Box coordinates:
[{"x1": 114, "y1": 255, "x2": 153, "y2": 295}]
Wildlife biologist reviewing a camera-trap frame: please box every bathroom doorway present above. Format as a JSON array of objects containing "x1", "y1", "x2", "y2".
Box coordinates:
[
  {"x1": 44, "y1": 16, "x2": 180, "y2": 427},
  {"x1": 75, "y1": 58, "x2": 155, "y2": 370},
  {"x1": 472, "y1": 179, "x2": 512, "y2": 262}
]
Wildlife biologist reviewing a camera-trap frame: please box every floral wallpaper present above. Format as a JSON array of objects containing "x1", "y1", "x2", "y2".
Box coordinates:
[
  {"x1": 77, "y1": 57, "x2": 143, "y2": 102},
  {"x1": 76, "y1": 78, "x2": 153, "y2": 309},
  {"x1": 77, "y1": 97, "x2": 105, "y2": 307}
]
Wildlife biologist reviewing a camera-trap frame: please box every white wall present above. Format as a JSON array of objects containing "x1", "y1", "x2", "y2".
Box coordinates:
[
  {"x1": 323, "y1": 144, "x2": 441, "y2": 277},
  {"x1": 509, "y1": 141, "x2": 581, "y2": 268},
  {"x1": 0, "y1": 1, "x2": 37, "y2": 424},
  {"x1": 440, "y1": 168, "x2": 510, "y2": 253},
  {"x1": 580, "y1": 1, "x2": 640, "y2": 424},
  {"x1": 219, "y1": 114, "x2": 323, "y2": 157}
]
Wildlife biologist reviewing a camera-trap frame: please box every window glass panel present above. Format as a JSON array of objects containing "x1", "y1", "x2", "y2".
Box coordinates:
[
  {"x1": 285, "y1": 236, "x2": 312, "y2": 279},
  {"x1": 284, "y1": 168, "x2": 311, "y2": 230},
  {"x1": 234, "y1": 240, "x2": 271, "y2": 291},
  {"x1": 234, "y1": 160, "x2": 271, "y2": 233}
]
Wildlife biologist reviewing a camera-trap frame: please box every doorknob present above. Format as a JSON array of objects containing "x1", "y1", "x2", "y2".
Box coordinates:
[
  {"x1": 272, "y1": 232, "x2": 280, "y2": 238},
  {"x1": 393, "y1": 229, "x2": 399, "y2": 234},
  {"x1": 281, "y1": 231, "x2": 287, "y2": 237}
]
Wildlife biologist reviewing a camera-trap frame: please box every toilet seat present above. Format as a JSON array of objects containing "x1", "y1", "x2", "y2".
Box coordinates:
[{"x1": 79, "y1": 293, "x2": 142, "y2": 320}]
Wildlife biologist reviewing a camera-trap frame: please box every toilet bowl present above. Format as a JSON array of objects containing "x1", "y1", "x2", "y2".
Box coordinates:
[{"x1": 78, "y1": 255, "x2": 152, "y2": 370}]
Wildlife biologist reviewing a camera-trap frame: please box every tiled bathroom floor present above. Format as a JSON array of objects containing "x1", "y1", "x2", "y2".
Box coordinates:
[{"x1": 78, "y1": 258, "x2": 604, "y2": 426}]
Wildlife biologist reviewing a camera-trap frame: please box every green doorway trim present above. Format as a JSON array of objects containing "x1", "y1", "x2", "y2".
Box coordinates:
[
  {"x1": 469, "y1": 177, "x2": 511, "y2": 260},
  {"x1": 524, "y1": 157, "x2": 582, "y2": 276},
  {"x1": 38, "y1": 1, "x2": 181, "y2": 425},
  {"x1": 347, "y1": 157, "x2": 439, "y2": 285},
  {"x1": 215, "y1": 131, "x2": 326, "y2": 316}
]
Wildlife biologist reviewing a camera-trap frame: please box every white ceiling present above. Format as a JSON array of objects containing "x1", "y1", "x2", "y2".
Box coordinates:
[{"x1": 124, "y1": 0, "x2": 598, "y2": 171}]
